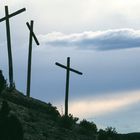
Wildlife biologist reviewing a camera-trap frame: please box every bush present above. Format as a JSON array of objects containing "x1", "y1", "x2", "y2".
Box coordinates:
[
  {"x1": 46, "y1": 103, "x2": 60, "y2": 120},
  {"x1": 105, "y1": 127, "x2": 117, "y2": 136},
  {"x1": 0, "y1": 70, "x2": 7, "y2": 93},
  {"x1": 98, "y1": 129, "x2": 107, "y2": 140},
  {"x1": 98, "y1": 127, "x2": 117, "y2": 140},
  {"x1": 79, "y1": 119, "x2": 97, "y2": 135},
  {"x1": 59, "y1": 114, "x2": 79, "y2": 129}
]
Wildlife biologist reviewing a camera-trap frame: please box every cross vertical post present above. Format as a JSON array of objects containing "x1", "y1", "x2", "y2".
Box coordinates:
[
  {"x1": 0, "y1": 6, "x2": 26, "y2": 89},
  {"x1": 27, "y1": 21, "x2": 33, "y2": 97},
  {"x1": 5, "y1": 6, "x2": 13, "y2": 88},
  {"x1": 65, "y1": 57, "x2": 70, "y2": 116},
  {"x1": 26, "y1": 20, "x2": 39, "y2": 97},
  {"x1": 55, "y1": 57, "x2": 83, "y2": 116}
]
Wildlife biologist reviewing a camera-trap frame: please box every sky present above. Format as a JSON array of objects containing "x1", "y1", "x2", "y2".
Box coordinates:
[{"x1": 0, "y1": 0, "x2": 140, "y2": 133}]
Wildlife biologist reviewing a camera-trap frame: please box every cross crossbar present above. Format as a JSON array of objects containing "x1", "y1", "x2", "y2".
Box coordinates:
[
  {"x1": 0, "y1": 7, "x2": 26, "y2": 22},
  {"x1": 55, "y1": 62, "x2": 83, "y2": 75},
  {"x1": 26, "y1": 22, "x2": 40, "y2": 45}
]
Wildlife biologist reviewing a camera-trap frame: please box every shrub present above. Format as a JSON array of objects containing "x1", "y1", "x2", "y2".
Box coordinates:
[
  {"x1": 98, "y1": 127, "x2": 117, "y2": 140},
  {"x1": 98, "y1": 129, "x2": 107, "y2": 140},
  {"x1": 46, "y1": 103, "x2": 60, "y2": 120},
  {"x1": 79, "y1": 119, "x2": 97, "y2": 135},
  {"x1": 105, "y1": 127, "x2": 117, "y2": 136},
  {"x1": 59, "y1": 114, "x2": 79, "y2": 129}
]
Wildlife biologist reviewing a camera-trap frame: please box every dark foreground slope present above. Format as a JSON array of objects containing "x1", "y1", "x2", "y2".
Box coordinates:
[
  {"x1": 0, "y1": 89, "x2": 140, "y2": 140},
  {"x1": 118, "y1": 133, "x2": 140, "y2": 140},
  {"x1": 0, "y1": 89, "x2": 97, "y2": 140}
]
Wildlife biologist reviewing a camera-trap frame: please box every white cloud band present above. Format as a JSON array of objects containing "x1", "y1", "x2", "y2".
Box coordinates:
[
  {"x1": 39, "y1": 29, "x2": 140, "y2": 50},
  {"x1": 68, "y1": 90, "x2": 140, "y2": 119}
]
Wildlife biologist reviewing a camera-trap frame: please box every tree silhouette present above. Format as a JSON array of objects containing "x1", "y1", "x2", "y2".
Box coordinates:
[{"x1": 0, "y1": 70, "x2": 7, "y2": 93}]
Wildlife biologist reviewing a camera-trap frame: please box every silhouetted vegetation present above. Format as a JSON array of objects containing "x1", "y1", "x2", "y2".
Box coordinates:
[
  {"x1": 0, "y1": 89, "x2": 140, "y2": 140},
  {"x1": 105, "y1": 126, "x2": 117, "y2": 135},
  {"x1": 98, "y1": 127, "x2": 118, "y2": 140},
  {"x1": 0, "y1": 70, "x2": 7, "y2": 93},
  {"x1": 59, "y1": 114, "x2": 79, "y2": 129},
  {"x1": 79, "y1": 119, "x2": 97, "y2": 135},
  {"x1": 117, "y1": 133, "x2": 140, "y2": 140}
]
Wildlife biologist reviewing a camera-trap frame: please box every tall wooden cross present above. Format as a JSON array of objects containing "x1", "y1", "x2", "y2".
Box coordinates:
[
  {"x1": 55, "y1": 57, "x2": 83, "y2": 116},
  {"x1": 0, "y1": 6, "x2": 26, "y2": 88},
  {"x1": 26, "y1": 20, "x2": 39, "y2": 97}
]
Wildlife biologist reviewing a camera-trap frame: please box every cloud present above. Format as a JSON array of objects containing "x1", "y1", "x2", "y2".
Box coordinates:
[
  {"x1": 39, "y1": 29, "x2": 140, "y2": 50},
  {"x1": 67, "y1": 90, "x2": 140, "y2": 119}
]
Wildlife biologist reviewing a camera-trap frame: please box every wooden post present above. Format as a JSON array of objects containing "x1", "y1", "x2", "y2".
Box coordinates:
[
  {"x1": 55, "y1": 57, "x2": 83, "y2": 116},
  {"x1": 26, "y1": 21, "x2": 39, "y2": 97},
  {"x1": 65, "y1": 57, "x2": 70, "y2": 116},
  {"x1": 5, "y1": 6, "x2": 13, "y2": 88},
  {"x1": 27, "y1": 21, "x2": 33, "y2": 97}
]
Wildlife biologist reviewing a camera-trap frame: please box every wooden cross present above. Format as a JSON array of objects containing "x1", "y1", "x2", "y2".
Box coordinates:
[
  {"x1": 26, "y1": 20, "x2": 39, "y2": 97},
  {"x1": 0, "y1": 6, "x2": 26, "y2": 88},
  {"x1": 55, "y1": 57, "x2": 83, "y2": 116}
]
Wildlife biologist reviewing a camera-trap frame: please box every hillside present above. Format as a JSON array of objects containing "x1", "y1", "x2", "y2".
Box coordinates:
[
  {"x1": 0, "y1": 89, "x2": 97, "y2": 140},
  {"x1": 0, "y1": 89, "x2": 140, "y2": 140}
]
